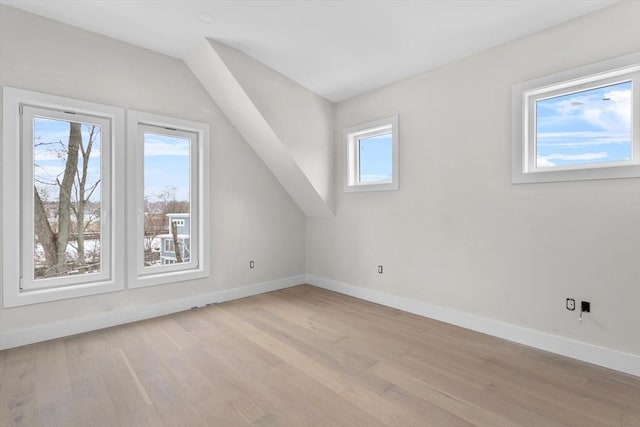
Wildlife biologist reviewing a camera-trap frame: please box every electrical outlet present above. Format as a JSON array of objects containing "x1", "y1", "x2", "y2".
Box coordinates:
[
  {"x1": 249, "y1": 260, "x2": 255, "y2": 269},
  {"x1": 378, "y1": 265, "x2": 383, "y2": 274},
  {"x1": 579, "y1": 300, "x2": 591, "y2": 321},
  {"x1": 566, "y1": 298, "x2": 575, "y2": 311}
]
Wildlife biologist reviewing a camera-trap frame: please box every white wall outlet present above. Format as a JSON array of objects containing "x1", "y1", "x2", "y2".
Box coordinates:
[{"x1": 566, "y1": 298, "x2": 575, "y2": 311}]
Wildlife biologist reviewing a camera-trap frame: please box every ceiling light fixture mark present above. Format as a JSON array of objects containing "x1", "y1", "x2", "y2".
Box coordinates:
[{"x1": 198, "y1": 12, "x2": 215, "y2": 23}]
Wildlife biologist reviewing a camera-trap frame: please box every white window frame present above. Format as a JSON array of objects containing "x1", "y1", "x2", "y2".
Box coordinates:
[
  {"x1": 344, "y1": 115, "x2": 399, "y2": 192},
  {"x1": 512, "y1": 53, "x2": 640, "y2": 184},
  {"x1": 126, "y1": 110, "x2": 210, "y2": 288},
  {"x1": 20, "y1": 106, "x2": 113, "y2": 290},
  {"x1": 2, "y1": 87, "x2": 125, "y2": 307}
]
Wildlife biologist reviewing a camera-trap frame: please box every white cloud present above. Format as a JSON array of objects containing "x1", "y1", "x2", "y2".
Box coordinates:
[
  {"x1": 547, "y1": 88, "x2": 631, "y2": 134},
  {"x1": 144, "y1": 139, "x2": 190, "y2": 157},
  {"x1": 35, "y1": 164, "x2": 65, "y2": 178},
  {"x1": 537, "y1": 131, "x2": 630, "y2": 147},
  {"x1": 536, "y1": 157, "x2": 555, "y2": 167},
  {"x1": 546, "y1": 152, "x2": 608, "y2": 160},
  {"x1": 34, "y1": 147, "x2": 101, "y2": 162},
  {"x1": 537, "y1": 152, "x2": 608, "y2": 166}
]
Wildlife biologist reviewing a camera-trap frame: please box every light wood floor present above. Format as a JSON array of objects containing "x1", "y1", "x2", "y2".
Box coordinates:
[{"x1": 1, "y1": 285, "x2": 639, "y2": 426}]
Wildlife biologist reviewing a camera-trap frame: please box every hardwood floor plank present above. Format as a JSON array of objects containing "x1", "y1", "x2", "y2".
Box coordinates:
[
  {"x1": 0, "y1": 354, "x2": 36, "y2": 426},
  {"x1": 214, "y1": 304, "x2": 472, "y2": 426},
  {"x1": 33, "y1": 340, "x2": 73, "y2": 426},
  {"x1": 1, "y1": 285, "x2": 639, "y2": 426}
]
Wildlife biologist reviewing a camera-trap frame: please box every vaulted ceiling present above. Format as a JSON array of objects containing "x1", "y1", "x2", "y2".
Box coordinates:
[{"x1": 0, "y1": 0, "x2": 619, "y2": 102}]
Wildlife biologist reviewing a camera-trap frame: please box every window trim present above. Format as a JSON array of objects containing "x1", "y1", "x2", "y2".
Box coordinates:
[
  {"x1": 344, "y1": 115, "x2": 399, "y2": 192},
  {"x1": 2, "y1": 87, "x2": 126, "y2": 307},
  {"x1": 126, "y1": 110, "x2": 210, "y2": 289},
  {"x1": 512, "y1": 53, "x2": 640, "y2": 184}
]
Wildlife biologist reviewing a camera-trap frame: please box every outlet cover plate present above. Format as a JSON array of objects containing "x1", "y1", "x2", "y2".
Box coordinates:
[{"x1": 566, "y1": 298, "x2": 576, "y2": 311}]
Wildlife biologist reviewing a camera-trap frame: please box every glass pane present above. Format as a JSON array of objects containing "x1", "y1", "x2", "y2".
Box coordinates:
[
  {"x1": 143, "y1": 132, "x2": 191, "y2": 267},
  {"x1": 536, "y1": 80, "x2": 632, "y2": 168},
  {"x1": 358, "y1": 132, "x2": 393, "y2": 183},
  {"x1": 33, "y1": 117, "x2": 102, "y2": 279}
]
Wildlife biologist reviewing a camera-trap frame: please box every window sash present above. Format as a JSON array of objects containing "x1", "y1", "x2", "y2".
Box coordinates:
[
  {"x1": 3, "y1": 87, "x2": 126, "y2": 307},
  {"x1": 344, "y1": 115, "x2": 399, "y2": 192},
  {"x1": 126, "y1": 109, "x2": 209, "y2": 289},
  {"x1": 20, "y1": 105, "x2": 113, "y2": 291},
  {"x1": 136, "y1": 124, "x2": 199, "y2": 276},
  {"x1": 525, "y1": 71, "x2": 640, "y2": 174},
  {"x1": 512, "y1": 53, "x2": 640, "y2": 184}
]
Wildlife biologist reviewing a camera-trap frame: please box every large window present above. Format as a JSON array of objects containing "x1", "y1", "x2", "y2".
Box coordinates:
[
  {"x1": 24, "y1": 107, "x2": 111, "y2": 288},
  {"x1": 127, "y1": 110, "x2": 209, "y2": 288},
  {"x1": 3, "y1": 88, "x2": 125, "y2": 306},
  {"x1": 2, "y1": 88, "x2": 209, "y2": 306},
  {"x1": 344, "y1": 115, "x2": 399, "y2": 192},
  {"x1": 512, "y1": 53, "x2": 640, "y2": 183}
]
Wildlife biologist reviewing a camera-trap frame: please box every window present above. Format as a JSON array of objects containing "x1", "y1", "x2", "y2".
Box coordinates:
[
  {"x1": 2, "y1": 88, "x2": 210, "y2": 306},
  {"x1": 512, "y1": 53, "x2": 640, "y2": 183},
  {"x1": 127, "y1": 110, "x2": 210, "y2": 288},
  {"x1": 2, "y1": 87, "x2": 125, "y2": 307},
  {"x1": 344, "y1": 115, "x2": 399, "y2": 192}
]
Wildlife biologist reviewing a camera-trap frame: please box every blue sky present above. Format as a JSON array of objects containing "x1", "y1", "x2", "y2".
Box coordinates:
[
  {"x1": 32, "y1": 119, "x2": 191, "y2": 204},
  {"x1": 33, "y1": 117, "x2": 102, "y2": 202},
  {"x1": 359, "y1": 133, "x2": 393, "y2": 182},
  {"x1": 144, "y1": 132, "x2": 191, "y2": 202},
  {"x1": 536, "y1": 80, "x2": 632, "y2": 168}
]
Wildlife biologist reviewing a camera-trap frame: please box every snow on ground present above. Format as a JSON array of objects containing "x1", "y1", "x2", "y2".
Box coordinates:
[{"x1": 34, "y1": 239, "x2": 101, "y2": 266}]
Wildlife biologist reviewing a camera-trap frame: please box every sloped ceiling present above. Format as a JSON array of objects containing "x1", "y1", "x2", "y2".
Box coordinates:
[
  {"x1": 185, "y1": 40, "x2": 334, "y2": 217},
  {"x1": 0, "y1": 0, "x2": 619, "y2": 102}
]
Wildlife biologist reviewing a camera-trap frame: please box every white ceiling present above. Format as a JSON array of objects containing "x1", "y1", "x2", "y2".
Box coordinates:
[{"x1": 1, "y1": 0, "x2": 620, "y2": 102}]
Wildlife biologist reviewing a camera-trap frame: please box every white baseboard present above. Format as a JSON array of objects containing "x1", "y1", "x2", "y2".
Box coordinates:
[
  {"x1": 306, "y1": 274, "x2": 640, "y2": 378},
  {"x1": 0, "y1": 275, "x2": 305, "y2": 350},
  {"x1": 4, "y1": 273, "x2": 639, "y2": 378}
]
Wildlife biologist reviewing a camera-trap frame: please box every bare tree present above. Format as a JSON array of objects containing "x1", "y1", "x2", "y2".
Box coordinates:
[
  {"x1": 70, "y1": 125, "x2": 100, "y2": 272},
  {"x1": 142, "y1": 196, "x2": 166, "y2": 265},
  {"x1": 171, "y1": 220, "x2": 183, "y2": 264},
  {"x1": 33, "y1": 120, "x2": 102, "y2": 278},
  {"x1": 156, "y1": 187, "x2": 189, "y2": 214},
  {"x1": 33, "y1": 122, "x2": 81, "y2": 277}
]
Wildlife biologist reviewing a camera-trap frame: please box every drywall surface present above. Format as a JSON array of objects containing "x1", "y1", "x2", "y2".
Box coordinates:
[
  {"x1": 307, "y1": 1, "x2": 640, "y2": 356},
  {"x1": 185, "y1": 40, "x2": 333, "y2": 217},
  {"x1": 0, "y1": 5, "x2": 305, "y2": 340},
  {"x1": 211, "y1": 41, "x2": 334, "y2": 210}
]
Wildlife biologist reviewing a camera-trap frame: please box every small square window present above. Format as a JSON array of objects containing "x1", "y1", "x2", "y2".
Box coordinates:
[
  {"x1": 513, "y1": 53, "x2": 640, "y2": 184},
  {"x1": 344, "y1": 116, "x2": 398, "y2": 192}
]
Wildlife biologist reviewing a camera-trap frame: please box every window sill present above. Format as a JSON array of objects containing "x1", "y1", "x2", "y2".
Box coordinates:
[
  {"x1": 3, "y1": 279, "x2": 124, "y2": 308},
  {"x1": 344, "y1": 181, "x2": 399, "y2": 192}
]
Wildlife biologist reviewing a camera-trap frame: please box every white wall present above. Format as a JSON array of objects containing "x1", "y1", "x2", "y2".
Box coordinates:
[
  {"x1": 307, "y1": 1, "x2": 640, "y2": 357},
  {"x1": 0, "y1": 5, "x2": 306, "y2": 343},
  {"x1": 212, "y1": 41, "x2": 335, "y2": 209}
]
